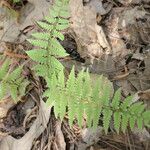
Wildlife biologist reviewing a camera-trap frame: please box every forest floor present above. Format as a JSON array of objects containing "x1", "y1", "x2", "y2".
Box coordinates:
[{"x1": 0, "y1": 0, "x2": 150, "y2": 150}]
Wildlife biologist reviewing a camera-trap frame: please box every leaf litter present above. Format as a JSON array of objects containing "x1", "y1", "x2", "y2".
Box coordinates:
[{"x1": 0, "y1": 0, "x2": 150, "y2": 150}]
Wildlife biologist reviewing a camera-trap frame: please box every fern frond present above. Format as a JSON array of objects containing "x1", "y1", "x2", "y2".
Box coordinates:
[
  {"x1": 66, "y1": 66, "x2": 76, "y2": 93},
  {"x1": 111, "y1": 88, "x2": 121, "y2": 109},
  {"x1": 7, "y1": 66, "x2": 22, "y2": 81},
  {"x1": 101, "y1": 81, "x2": 111, "y2": 107},
  {"x1": 0, "y1": 59, "x2": 10, "y2": 80},
  {"x1": 103, "y1": 109, "x2": 113, "y2": 134},
  {"x1": 114, "y1": 111, "x2": 121, "y2": 134},
  {"x1": 0, "y1": 59, "x2": 28, "y2": 102},
  {"x1": 91, "y1": 78, "x2": 102, "y2": 128},
  {"x1": 142, "y1": 110, "x2": 150, "y2": 127},
  {"x1": 129, "y1": 116, "x2": 136, "y2": 130},
  {"x1": 121, "y1": 113, "x2": 129, "y2": 133},
  {"x1": 27, "y1": 0, "x2": 70, "y2": 80},
  {"x1": 137, "y1": 117, "x2": 143, "y2": 130},
  {"x1": 0, "y1": 81, "x2": 7, "y2": 99}
]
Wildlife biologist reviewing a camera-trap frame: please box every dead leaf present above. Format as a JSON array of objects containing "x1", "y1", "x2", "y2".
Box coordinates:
[
  {"x1": 0, "y1": 0, "x2": 51, "y2": 42},
  {"x1": 0, "y1": 100, "x2": 51, "y2": 150},
  {"x1": 55, "y1": 121, "x2": 66, "y2": 150},
  {"x1": 119, "y1": 7, "x2": 146, "y2": 28},
  {"x1": 77, "y1": 127, "x2": 103, "y2": 150},
  {"x1": 70, "y1": 0, "x2": 111, "y2": 63},
  {"x1": 133, "y1": 128, "x2": 150, "y2": 142},
  {"x1": 0, "y1": 97, "x2": 15, "y2": 118},
  {"x1": 87, "y1": 0, "x2": 107, "y2": 15},
  {"x1": 138, "y1": 89, "x2": 150, "y2": 100}
]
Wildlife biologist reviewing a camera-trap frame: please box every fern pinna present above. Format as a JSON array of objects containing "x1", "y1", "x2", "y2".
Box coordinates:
[
  {"x1": 0, "y1": 58, "x2": 28, "y2": 102},
  {"x1": 27, "y1": 0, "x2": 150, "y2": 134}
]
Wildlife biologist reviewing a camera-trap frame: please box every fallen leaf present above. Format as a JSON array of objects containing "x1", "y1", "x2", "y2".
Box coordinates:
[
  {"x1": 138, "y1": 89, "x2": 150, "y2": 100},
  {"x1": 0, "y1": 0, "x2": 51, "y2": 42},
  {"x1": 0, "y1": 100, "x2": 51, "y2": 150},
  {"x1": 55, "y1": 121, "x2": 66, "y2": 150},
  {"x1": 70, "y1": 0, "x2": 111, "y2": 63},
  {"x1": 0, "y1": 97, "x2": 15, "y2": 118}
]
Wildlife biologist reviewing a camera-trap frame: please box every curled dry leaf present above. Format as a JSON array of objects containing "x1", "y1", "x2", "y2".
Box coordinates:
[{"x1": 0, "y1": 100, "x2": 51, "y2": 150}]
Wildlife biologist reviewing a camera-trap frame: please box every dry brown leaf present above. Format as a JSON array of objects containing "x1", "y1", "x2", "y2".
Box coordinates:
[
  {"x1": 55, "y1": 121, "x2": 66, "y2": 150},
  {"x1": 133, "y1": 128, "x2": 150, "y2": 142},
  {"x1": 77, "y1": 127, "x2": 103, "y2": 150},
  {"x1": 138, "y1": 89, "x2": 150, "y2": 100},
  {"x1": 0, "y1": 97, "x2": 15, "y2": 118},
  {"x1": 0, "y1": 0, "x2": 51, "y2": 42},
  {"x1": 70, "y1": 0, "x2": 111, "y2": 63},
  {"x1": 0, "y1": 100, "x2": 51, "y2": 150}
]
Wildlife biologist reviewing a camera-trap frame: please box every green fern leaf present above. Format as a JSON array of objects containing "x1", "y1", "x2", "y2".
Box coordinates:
[
  {"x1": 121, "y1": 96, "x2": 133, "y2": 110},
  {"x1": 0, "y1": 59, "x2": 10, "y2": 80},
  {"x1": 18, "y1": 80, "x2": 29, "y2": 97},
  {"x1": 129, "y1": 116, "x2": 136, "y2": 130},
  {"x1": 59, "y1": 91, "x2": 67, "y2": 121},
  {"x1": 45, "y1": 16, "x2": 56, "y2": 23},
  {"x1": 103, "y1": 109, "x2": 112, "y2": 134},
  {"x1": 56, "y1": 24, "x2": 69, "y2": 30},
  {"x1": 92, "y1": 79, "x2": 102, "y2": 128},
  {"x1": 66, "y1": 66, "x2": 76, "y2": 93},
  {"x1": 137, "y1": 117, "x2": 143, "y2": 130},
  {"x1": 53, "y1": 30, "x2": 65, "y2": 41},
  {"x1": 57, "y1": 70, "x2": 65, "y2": 88},
  {"x1": 37, "y1": 21, "x2": 53, "y2": 31},
  {"x1": 102, "y1": 83, "x2": 111, "y2": 106},
  {"x1": 68, "y1": 103, "x2": 76, "y2": 127},
  {"x1": 76, "y1": 69, "x2": 84, "y2": 97},
  {"x1": 33, "y1": 64, "x2": 49, "y2": 77},
  {"x1": 114, "y1": 111, "x2": 121, "y2": 134},
  {"x1": 121, "y1": 113, "x2": 129, "y2": 133},
  {"x1": 76, "y1": 105, "x2": 84, "y2": 128},
  {"x1": 60, "y1": 10, "x2": 70, "y2": 18},
  {"x1": 142, "y1": 110, "x2": 150, "y2": 127},
  {"x1": 50, "y1": 39, "x2": 68, "y2": 57},
  {"x1": 49, "y1": 9, "x2": 59, "y2": 17},
  {"x1": 27, "y1": 39, "x2": 48, "y2": 49},
  {"x1": 129, "y1": 102, "x2": 144, "y2": 114},
  {"x1": 86, "y1": 104, "x2": 93, "y2": 127},
  {"x1": 51, "y1": 57, "x2": 64, "y2": 72},
  {"x1": 82, "y1": 70, "x2": 92, "y2": 99},
  {"x1": 26, "y1": 49, "x2": 47, "y2": 63},
  {"x1": 7, "y1": 66, "x2": 22, "y2": 82},
  {"x1": 31, "y1": 32, "x2": 50, "y2": 40},
  {"x1": 55, "y1": 0, "x2": 63, "y2": 6},
  {"x1": 93, "y1": 107, "x2": 102, "y2": 129},
  {"x1": 13, "y1": 0, "x2": 20, "y2": 3},
  {"x1": 111, "y1": 89, "x2": 121, "y2": 109},
  {"x1": 9, "y1": 84, "x2": 18, "y2": 102},
  {"x1": 58, "y1": 18, "x2": 69, "y2": 24},
  {"x1": 0, "y1": 81, "x2": 7, "y2": 100}
]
